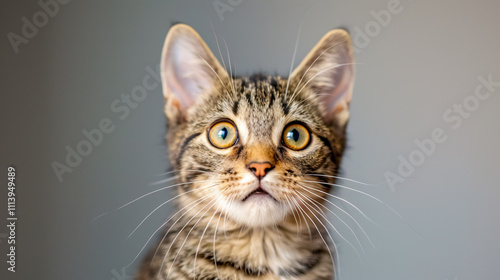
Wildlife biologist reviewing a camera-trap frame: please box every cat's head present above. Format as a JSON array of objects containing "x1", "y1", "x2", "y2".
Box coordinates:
[{"x1": 161, "y1": 24, "x2": 354, "y2": 228}]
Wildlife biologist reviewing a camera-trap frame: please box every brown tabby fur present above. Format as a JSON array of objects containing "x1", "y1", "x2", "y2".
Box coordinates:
[{"x1": 137, "y1": 24, "x2": 354, "y2": 280}]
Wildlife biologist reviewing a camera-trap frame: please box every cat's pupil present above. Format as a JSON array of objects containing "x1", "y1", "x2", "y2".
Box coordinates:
[
  {"x1": 218, "y1": 127, "x2": 228, "y2": 140},
  {"x1": 288, "y1": 129, "x2": 300, "y2": 142}
]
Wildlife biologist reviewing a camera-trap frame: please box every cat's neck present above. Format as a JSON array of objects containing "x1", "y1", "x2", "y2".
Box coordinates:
[{"x1": 171, "y1": 202, "x2": 331, "y2": 277}]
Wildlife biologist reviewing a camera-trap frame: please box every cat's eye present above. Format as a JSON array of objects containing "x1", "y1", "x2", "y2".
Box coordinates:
[
  {"x1": 208, "y1": 121, "x2": 238, "y2": 149},
  {"x1": 282, "y1": 123, "x2": 310, "y2": 151}
]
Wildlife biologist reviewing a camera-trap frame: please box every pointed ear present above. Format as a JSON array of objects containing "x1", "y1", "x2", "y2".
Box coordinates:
[
  {"x1": 161, "y1": 24, "x2": 228, "y2": 124},
  {"x1": 290, "y1": 29, "x2": 355, "y2": 128}
]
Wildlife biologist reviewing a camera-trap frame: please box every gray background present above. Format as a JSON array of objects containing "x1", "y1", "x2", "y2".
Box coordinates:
[{"x1": 1, "y1": 0, "x2": 499, "y2": 279}]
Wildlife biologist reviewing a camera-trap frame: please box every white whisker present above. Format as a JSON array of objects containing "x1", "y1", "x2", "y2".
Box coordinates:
[
  {"x1": 293, "y1": 63, "x2": 358, "y2": 100},
  {"x1": 125, "y1": 192, "x2": 214, "y2": 269},
  {"x1": 193, "y1": 201, "x2": 223, "y2": 277},
  {"x1": 304, "y1": 179, "x2": 405, "y2": 221},
  {"x1": 298, "y1": 182, "x2": 377, "y2": 250},
  {"x1": 300, "y1": 181, "x2": 379, "y2": 225},
  {"x1": 91, "y1": 179, "x2": 220, "y2": 222},
  {"x1": 125, "y1": 183, "x2": 219, "y2": 240},
  {"x1": 289, "y1": 40, "x2": 350, "y2": 103},
  {"x1": 219, "y1": 35, "x2": 236, "y2": 94},
  {"x1": 289, "y1": 195, "x2": 312, "y2": 240},
  {"x1": 165, "y1": 193, "x2": 225, "y2": 279},
  {"x1": 292, "y1": 195, "x2": 338, "y2": 279},
  {"x1": 284, "y1": 20, "x2": 303, "y2": 99},
  {"x1": 306, "y1": 173, "x2": 378, "y2": 186},
  {"x1": 294, "y1": 189, "x2": 363, "y2": 259},
  {"x1": 157, "y1": 194, "x2": 220, "y2": 277}
]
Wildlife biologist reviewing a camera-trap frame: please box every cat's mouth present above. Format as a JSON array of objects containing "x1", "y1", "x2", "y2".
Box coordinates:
[{"x1": 242, "y1": 186, "x2": 276, "y2": 202}]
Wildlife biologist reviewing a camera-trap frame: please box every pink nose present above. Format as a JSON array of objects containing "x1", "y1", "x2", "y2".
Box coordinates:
[{"x1": 248, "y1": 162, "x2": 273, "y2": 178}]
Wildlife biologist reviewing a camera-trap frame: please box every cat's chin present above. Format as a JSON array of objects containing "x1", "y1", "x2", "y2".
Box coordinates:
[{"x1": 224, "y1": 197, "x2": 290, "y2": 228}]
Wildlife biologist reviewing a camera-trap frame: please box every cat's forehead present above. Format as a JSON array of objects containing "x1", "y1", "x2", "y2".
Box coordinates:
[
  {"x1": 232, "y1": 78, "x2": 284, "y2": 141},
  {"x1": 188, "y1": 75, "x2": 325, "y2": 143}
]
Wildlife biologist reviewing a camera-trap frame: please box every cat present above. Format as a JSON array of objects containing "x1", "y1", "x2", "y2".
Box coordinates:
[{"x1": 136, "y1": 23, "x2": 355, "y2": 280}]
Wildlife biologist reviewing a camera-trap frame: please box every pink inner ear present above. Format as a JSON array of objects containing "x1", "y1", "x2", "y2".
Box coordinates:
[
  {"x1": 162, "y1": 30, "x2": 226, "y2": 113},
  {"x1": 315, "y1": 62, "x2": 353, "y2": 127},
  {"x1": 289, "y1": 29, "x2": 354, "y2": 126},
  {"x1": 165, "y1": 62, "x2": 192, "y2": 110},
  {"x1": 165, "y1": 39, "x2": 207, "y2": 109},
  {"x1": 323, "y1": 65, "x2": 353, "y2": 113}
]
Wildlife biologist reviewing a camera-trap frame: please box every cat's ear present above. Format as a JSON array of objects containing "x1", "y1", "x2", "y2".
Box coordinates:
[
  {"x1": 290, "y1": 29, "x2": 354, "y2": 128},
  {"x1": 161, "y1": 24, "x2": 228, "y2": 124}
]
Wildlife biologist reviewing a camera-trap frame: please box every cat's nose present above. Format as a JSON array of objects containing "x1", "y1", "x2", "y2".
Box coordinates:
[{"x1": 248, "y1": 162, "x2": 274, "y2": 179}]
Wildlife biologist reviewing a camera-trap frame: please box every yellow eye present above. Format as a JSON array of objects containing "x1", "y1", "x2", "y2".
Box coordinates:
[
  {"x1": 208, "y1": 121, "x2": 238, "y2": 149},
  {"x1": 282, "y1": 123, "x2": 310, "y2": 150}
]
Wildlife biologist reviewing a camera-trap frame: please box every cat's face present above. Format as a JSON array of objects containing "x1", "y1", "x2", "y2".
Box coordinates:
[{"x1": 161, "y1": 24, "x2": 354, "y2": 227}]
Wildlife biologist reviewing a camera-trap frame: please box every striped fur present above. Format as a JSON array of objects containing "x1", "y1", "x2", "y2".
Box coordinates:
[{"x1": 137, "y1": 24, "x2": 354, "y2": 280}]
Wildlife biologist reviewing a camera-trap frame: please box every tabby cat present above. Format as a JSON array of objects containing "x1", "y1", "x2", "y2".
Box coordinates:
[{"x1": 137, "y1": 23, "x2": 355, "y2": 280}]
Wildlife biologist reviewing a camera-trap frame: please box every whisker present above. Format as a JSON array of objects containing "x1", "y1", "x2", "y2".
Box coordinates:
[
  {"x1": 292, "y1": 195, "x2": 338, "y2": 279},
  {"x1": 310, "y1": 196, "x2": 368, "y2": 258},
  {"x1": 125, "y1": 183, "x2": 219, "y2": 240},
  {"x1": 164, "y1": 194, "x2": 225, "y2": 279},
  {"x1": 90, "y1": 212, "x2": 108, "y2": 222},
  {"x1": 219, "y1": 35, "x2": 236, "y2": 94},
  {"x1": 304, "y1": 180, "x2": 406, "y2": 222},
  {"x1": 292, "y1": 62, "x2": 359, "y2": 100},
  {"x1": 289, "y1": 195, "x2": 312, "y2": 240},
  {"x1": 120, "y1": 179, "x2": 220, "y2": 211},
  {"x1": 300, "y1": 181, "x2": 379, "y2": 225},
  {"x1": 294, "y1": 190, "x2": 363, "y2": 259},
  {"x1": 213, "y1": 193, "x2": 234, "y2": 278},
  {"x1": 289, "y1": 40, "x2": 350, "y2": 103},
  {"x1": 148, "y1": 175, "x2": 180, "y2": 186},
  {"x1": 125, "y1": 192, "x2": 214, "y2": 269},
  {"x1": 193, "y1": 201, "x2": 223, "y2": 277},
  {"x1": 316, "y1": 198, "x2": 367, "y2": 257},
  {"x1": 283, "y1": 193, "x2": 302, "y2": 236},
  {"x1": 210, "y1": 20, "x2": 229, "y2": 79},
  {"x1": 198, "y1": 55, "x2": 234, "y2": 95},
  {"x1": 93, "y1": 179, "x2": 217, "y2": 223},
  {"x1": 294, "y1": 192, "x2": 346, "y2": 260},
  {"x1": 306, "y1": 173, "x2": 379, "y2": 186},
  {"x1": 157, "y1": 194, "x2": 220, "y2": 277},
  {"x1": 210, "y1": 21, "x2": 237, "y2": 97},
  {"x1": 155, "y1": 169, "x2": 178, "y2": 176},
  {"x1": 284, "y1": 19, "x2": 303, "y2": 99},
  {"x1": 148, "y1": 193, "x2": 215, "y2": 267},
  {"x1": 298, "y1": 182, "x2": 377, "y2": 250},
  {"x1": 223, "y1": 193, "x2": 237, "y2": 239},
  {"x1": 154, "y1": 169, "x2": 210, "y2": 177},
  {"x1": 149, "y1": 170, "x2": 213, "y2": 186}
]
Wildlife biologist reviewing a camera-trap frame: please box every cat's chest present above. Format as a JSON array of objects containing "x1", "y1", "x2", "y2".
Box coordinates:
[{"x1": 207, "y1": 228, "x2": 316, "y2": 277}]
